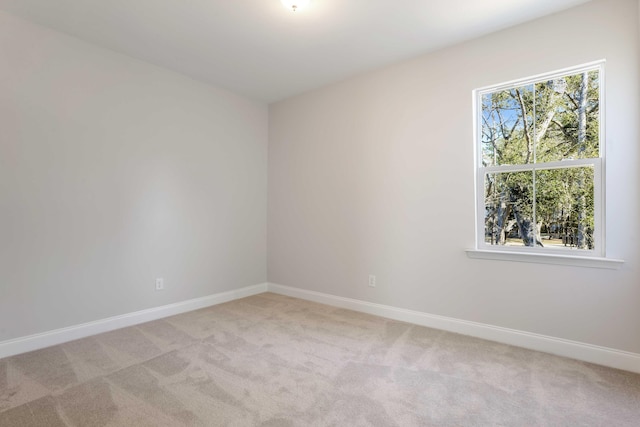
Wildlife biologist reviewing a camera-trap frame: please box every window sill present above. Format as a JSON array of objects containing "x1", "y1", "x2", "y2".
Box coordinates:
[{"x1": 465, "y1": 249, "x2": 624, "y2": 269}]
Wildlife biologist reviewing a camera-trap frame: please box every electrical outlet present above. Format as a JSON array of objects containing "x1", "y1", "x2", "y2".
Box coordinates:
[
  {"x1": 368, "y1": 275, "x2": 376, "y2": 288},
  {"x1": 155, "y1": 278, "x2": 164, "y2": 291}
]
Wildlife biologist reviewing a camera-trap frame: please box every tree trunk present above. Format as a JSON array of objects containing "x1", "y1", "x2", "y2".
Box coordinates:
[
  {"x1": 535, "y1": 80, "x2": 564, "y2": 145},
  {"x1": 495, "y1": 191, "x2": 511, "y2": 245},
  {"x1": 576, "y1": 72, "x2": 588, "y2": 249},
  {"x1": 515, "y1": 89, "x2": 533, "y2": 163},
  {"x1": 509, "y1": 192, "x2": 544, "y2": 247}
]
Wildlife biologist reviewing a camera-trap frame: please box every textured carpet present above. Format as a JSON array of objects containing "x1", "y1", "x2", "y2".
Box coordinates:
[{"x1": 1, "y1": 293, "x2": 639, "y2": 426}]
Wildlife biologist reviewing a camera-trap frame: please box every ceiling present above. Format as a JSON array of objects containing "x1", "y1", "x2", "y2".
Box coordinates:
[{"x1": 0, "y1": 0, "x2": 593, "y2": 103}]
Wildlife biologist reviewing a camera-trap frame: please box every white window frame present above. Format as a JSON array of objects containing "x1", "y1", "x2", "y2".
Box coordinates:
[{"x1": 468, "y1": 61, "x2": 623, "y2": 269}]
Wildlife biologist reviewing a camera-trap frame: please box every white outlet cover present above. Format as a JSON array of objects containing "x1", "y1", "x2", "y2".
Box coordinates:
[{"x1": 368, "y1": 275, "x2": 376, "y2": 287}]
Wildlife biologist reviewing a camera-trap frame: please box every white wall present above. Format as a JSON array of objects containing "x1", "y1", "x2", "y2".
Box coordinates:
[
  {"x1": 268, "y1": 0, "x2": 640, "y2": 353},
  {"x1": 0, "y1": 12, "x2": 267, "y2": 341}
]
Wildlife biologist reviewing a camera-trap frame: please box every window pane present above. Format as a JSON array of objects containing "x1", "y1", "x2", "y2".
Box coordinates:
[
  {"x1": 536, "y1": 166, "x2": 595, "y2": 251},
  {"x1": 481, "y1": 84, "x2": 534, "y2": 166},
  {"x1": 535, "y1": 70, "x2": 600, "y2": 162},
  {"x1": 484, "y1": 171, "x2": 535, "y2": 247}
]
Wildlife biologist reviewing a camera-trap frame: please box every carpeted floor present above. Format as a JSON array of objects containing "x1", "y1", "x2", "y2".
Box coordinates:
[{"x1": 1, "y1": 292, "x2": 639, "y2": 426}]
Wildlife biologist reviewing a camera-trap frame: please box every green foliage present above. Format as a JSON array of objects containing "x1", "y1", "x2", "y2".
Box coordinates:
[{"x1": 536, "y1": 167, "x2": 595, "y2": 235}]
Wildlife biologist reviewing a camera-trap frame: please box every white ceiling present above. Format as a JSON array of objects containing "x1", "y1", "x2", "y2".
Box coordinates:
[{"x1": 0, "y1": 0, "x2": 593, "y2": 103}]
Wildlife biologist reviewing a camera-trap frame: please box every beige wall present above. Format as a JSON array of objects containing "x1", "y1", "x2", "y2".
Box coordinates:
[
  {"x1": 0, "y1": 12, "x2": 268, "y2": 340},
  {"x1": 268, "y1": 0, "x2": 640, "y2": 353}
]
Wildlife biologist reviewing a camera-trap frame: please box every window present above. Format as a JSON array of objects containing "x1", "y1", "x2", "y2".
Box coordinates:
[{"x1": 474, "y1": 62, "x2": 606, "y2": 259}]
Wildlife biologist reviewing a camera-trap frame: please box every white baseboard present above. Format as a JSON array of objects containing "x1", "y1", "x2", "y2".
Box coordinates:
[
  {"x1": 0, "y1": 283, "x2": 268, "y2": 359},
  {"x1": 267, "y1": 283, "x2": 640, "y2": 374},
  {"x1": 5, "y1": 281, "x2": 639, "y2": 374}
]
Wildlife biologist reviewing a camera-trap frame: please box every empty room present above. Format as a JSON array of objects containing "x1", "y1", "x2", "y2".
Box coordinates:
[{"x1": 1, "y1": 0, "x2": 639, "y2": 425}]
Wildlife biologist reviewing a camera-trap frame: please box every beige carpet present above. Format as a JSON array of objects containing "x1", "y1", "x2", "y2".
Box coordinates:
[{"x1": 1, "y1": 293, "x2": 639, "y2": 426}]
